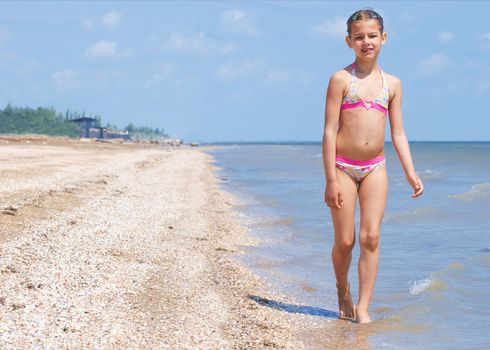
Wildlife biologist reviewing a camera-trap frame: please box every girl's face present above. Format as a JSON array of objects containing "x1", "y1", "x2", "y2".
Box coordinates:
[{"x1": 346, "y1": 19, "x2": 386, "y2": 59}]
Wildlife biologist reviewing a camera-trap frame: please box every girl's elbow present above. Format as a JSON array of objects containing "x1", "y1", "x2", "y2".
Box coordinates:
[
  {"x1": 391, "y1": 129, "x2": 406, "y2": 141},
  {"x1": 323, "y1": 128, "x2": 337, "y2": 142}
]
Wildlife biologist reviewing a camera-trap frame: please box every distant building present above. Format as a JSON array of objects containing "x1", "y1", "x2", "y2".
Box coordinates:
[
  {"x1": 106, "y1": 129, "x2": 131, "y2": 140},
  {"x1": 71, "y1": 117, "x2": 98, "y2": 138},
  {"x1": 70, "y1": 117, "x2": 130, "y2": 140}
]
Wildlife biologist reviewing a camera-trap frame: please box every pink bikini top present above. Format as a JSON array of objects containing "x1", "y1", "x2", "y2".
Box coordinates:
[{"x1": 341, "y1": 63, "x2": 390, "y2": 115}]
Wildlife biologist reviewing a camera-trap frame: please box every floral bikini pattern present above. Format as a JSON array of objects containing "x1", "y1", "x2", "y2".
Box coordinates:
[{"x1": 341, "y1": 63, "x2": 389, "y2": 114}]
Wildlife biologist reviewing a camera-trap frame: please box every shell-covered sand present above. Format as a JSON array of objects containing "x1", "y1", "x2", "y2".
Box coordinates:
[{"x1": 0, "y1": 138, "x2": 367, "y2": 349}]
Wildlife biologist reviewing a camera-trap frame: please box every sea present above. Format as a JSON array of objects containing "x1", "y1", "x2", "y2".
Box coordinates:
[{"x1": 208, "y1": 142, "x2": 490, "y2": 350}]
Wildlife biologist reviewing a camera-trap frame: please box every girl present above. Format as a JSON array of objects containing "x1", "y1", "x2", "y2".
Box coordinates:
[{"x1": 322, "y1": 9, "x2": 424, "y2": 324}]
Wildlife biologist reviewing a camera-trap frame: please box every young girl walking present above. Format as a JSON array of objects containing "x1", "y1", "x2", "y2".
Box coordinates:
[{"x1": 322, "y1": 9, "x2": 424, "y2": 324}]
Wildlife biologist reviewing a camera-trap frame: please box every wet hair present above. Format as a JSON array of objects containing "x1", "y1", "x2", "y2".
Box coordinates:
[{"x1": 346, "y1": 8, "x2": 384, "y2": 36}]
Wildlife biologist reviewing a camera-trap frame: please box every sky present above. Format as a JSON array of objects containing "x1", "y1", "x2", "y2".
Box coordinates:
[{"x1": 1, "y1": 1, "x2": 490, "y2": 142}]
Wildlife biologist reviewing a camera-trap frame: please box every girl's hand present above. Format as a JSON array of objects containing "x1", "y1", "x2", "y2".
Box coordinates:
[
  {"x1": 407, "y1": 173, "x2": 424, "y2": 198},
  {"x1": 325, "y1": 180, "x2": 343, "y2": 209}
]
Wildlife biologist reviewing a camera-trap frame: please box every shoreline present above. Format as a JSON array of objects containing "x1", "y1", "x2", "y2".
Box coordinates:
[{"x1": 0, "y1": 138, "x2": 355, "y2": 349}]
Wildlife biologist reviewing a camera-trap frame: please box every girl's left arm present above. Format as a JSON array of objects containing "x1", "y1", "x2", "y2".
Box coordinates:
[{"x1": 388, "y1": 77, "x2": 424, "y2": 198}]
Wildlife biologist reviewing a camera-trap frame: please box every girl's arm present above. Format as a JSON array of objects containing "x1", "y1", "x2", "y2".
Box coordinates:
[
  {"x1": 388, "y1": 77, "x2": 424, "y2": 198},
  {"x1": 322, "y1": 72, "x2": 345, "y2": 208}
]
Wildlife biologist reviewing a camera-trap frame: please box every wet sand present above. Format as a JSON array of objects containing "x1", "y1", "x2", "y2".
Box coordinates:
[{"x1": 0, "y1": 137, "x2": 372, "y2": 349}]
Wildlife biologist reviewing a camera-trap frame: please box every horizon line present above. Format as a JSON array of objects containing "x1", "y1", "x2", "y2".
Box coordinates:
[{"x1": 204, "y1": 140, "x2": 490, "y2": 144}]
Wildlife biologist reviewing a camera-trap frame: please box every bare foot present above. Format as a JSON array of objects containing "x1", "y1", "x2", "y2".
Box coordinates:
[
  {"x1": 336, "y1": 283, "x2": 356, "y2": 321},
  {"x1": 355, "y1": 308, "x2": 372, "y2": 324}
]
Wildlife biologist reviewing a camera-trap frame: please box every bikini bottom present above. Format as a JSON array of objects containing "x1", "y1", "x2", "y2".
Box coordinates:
[{"x1": 335, "y1": 154, "x2": 386, "y2": 183}]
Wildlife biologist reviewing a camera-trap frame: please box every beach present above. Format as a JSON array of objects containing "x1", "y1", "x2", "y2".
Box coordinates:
[{"x1": 0, "y1": 138, "x2": 352, "y2": 349}]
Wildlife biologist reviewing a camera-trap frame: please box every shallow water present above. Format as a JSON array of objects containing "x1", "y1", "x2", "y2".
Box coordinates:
[{"x1": 209, "y1": 142, "x2": 490, "y2": 349}]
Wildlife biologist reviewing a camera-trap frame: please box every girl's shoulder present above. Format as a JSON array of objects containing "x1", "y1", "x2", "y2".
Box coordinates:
[
  {"x1": 331, "y1": 66, "x2": 351, "y2": 80},
  {"x1": 382, "y1": 70, "x2": 402, "y2": 89},
  {"x1": 382, "y1": 71, "x2": 403, "y2": 101},
  {"x1": 328, "y1": 66, "x2": 352, "y2": 89}
]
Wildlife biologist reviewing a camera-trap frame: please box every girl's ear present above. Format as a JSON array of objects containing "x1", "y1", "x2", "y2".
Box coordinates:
[
  {"x1": 345, "y1": 35, "x2": 352, "y2": 48},
  {"x1": 381, "y1": 32, "x2": 387, "y2": 45}
]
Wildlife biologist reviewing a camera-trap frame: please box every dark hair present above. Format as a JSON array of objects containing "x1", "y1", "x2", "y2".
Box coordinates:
[{"x1": 346, "y1": 8, "x2": 384, "y2": 35}]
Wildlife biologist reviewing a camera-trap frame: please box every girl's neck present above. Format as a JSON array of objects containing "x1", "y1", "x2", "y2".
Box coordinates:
[{"x1": 354, "y1": 60, "x2": 380, "y2": 76}]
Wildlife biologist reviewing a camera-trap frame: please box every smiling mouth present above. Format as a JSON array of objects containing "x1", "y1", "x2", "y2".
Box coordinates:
[{"x1": 361, "y1": 48, "x2": 374, "y2": 53}]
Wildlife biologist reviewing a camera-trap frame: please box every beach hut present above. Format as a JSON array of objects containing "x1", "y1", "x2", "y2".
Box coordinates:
[{"x1": 71, "y1": 117, "x2": 98, "y2": 138}]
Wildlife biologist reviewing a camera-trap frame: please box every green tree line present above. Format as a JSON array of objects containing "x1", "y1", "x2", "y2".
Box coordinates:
[
  {"x1": 0, "y1": 104, "x2": 81, "y2": 137},
  {"x1": 124, "y1": 123, "x2": 169, "y2": 140},
  {"x1": 0, "y1": 104, "x2": 169, "y2": 140}
]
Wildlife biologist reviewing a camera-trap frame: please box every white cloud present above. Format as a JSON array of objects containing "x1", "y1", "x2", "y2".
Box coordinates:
[
  {"x1": 85, "y1": 41, "x2": 117, "y2": 58},
  {"x1": 215, "y1": 58, "x2": 265, "y2": 81},
  {"x1": 144, "y1": 61, "x2": 177, "y2": 89},
  {"x1": 84, "y1": 41, "x2": 133, "y2": 60},
  {"x1": 81, "y1": 18, "x2": 94, "y2": 29},
  {"x1": 165, "y1": 31, "x2": 235, "y2": 55},
  {"x1": 310, "y1": 18, "x2": 346, "y2": 38},
  {"x1": 417, "y1": 54, "x2": 448, "y2": 75},
  {"x1": 52, "y1": 69, "x2": 82, "y2": 90},
  {"x1": 81, "y1": 10, "x2": 122, "y2": 30},
  {"x1": 221, "y1": 9, "x2": 258, "y2": 36},
  {"x1": 438, "y1": 31, "x2": 453, "y2": 43},
  {"x1": 101, "y1": 10, "x2": 122, "y2": 29}
]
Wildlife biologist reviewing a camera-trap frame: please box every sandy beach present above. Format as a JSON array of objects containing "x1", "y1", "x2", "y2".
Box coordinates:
[{"x1": 0, "y1": 137, "x2": 368, "y2": 349}]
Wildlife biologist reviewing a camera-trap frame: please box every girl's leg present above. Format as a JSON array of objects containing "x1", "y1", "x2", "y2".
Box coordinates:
[
  {"x1": 357, "y1": 166, "x2": 388, "y2": 323},
  {"x1": 330, "y1": 168, "x2": 358, "y2": 319}
]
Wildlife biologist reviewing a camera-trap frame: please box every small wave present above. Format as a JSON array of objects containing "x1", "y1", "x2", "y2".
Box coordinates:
[
  {"x1": 384, "y1": 206, "x2": 437, "y2": 223},
  {"x1": 449, "y1": 182, "x2": 490, "y2": 201},
  {"x1": 409, "y1": 261, "x2": 464, "y2": 295},
  {"x1": 409, "y1": 277, "x2": 447, "y2": 295},
  {"x1": 409, "y1": 278, "x2": 431, "y2": 295}
]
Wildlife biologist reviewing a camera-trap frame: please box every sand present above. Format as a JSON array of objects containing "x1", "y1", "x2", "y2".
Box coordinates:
[{"x1": 0, "y1": 137, "x2": 370, "y2": 349}]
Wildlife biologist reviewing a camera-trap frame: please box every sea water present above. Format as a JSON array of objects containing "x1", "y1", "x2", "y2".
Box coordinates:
[{"x1": 208, "y1": 142, "x2": 490, "y2": 350}]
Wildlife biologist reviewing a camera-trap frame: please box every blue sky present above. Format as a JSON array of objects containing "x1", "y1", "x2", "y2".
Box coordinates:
[{"x1": 1, "y1": 1, "x2": 489, "y2": 142}]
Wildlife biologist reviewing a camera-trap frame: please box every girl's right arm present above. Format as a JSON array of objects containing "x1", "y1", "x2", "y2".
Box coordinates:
[{"x1": 322, "y1": 72, "x2": 345, "y2": 208}]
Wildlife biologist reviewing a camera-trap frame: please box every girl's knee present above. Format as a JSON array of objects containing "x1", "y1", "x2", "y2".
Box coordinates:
[
  {"x1": 335, "y1": 236, "x2": 356, "y2": 254},
  {"x1": 359, "y1": 229, "x2": 379, "y2": 251}
]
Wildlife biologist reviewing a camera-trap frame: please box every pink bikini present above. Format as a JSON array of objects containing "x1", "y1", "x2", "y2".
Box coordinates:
[
  {"x1": 335, "y1": 154, "x2": 386, "y2": 183},
  {"x1": 341, "y1": 63, "x2": 389, "y2": 115},
  {"x1": 335, "y1": 63, "x2": 389, "y2": 183}
]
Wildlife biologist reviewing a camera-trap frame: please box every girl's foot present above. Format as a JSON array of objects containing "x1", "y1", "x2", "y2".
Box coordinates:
[
  {"x1": 336, "y1": 283, "x2": 356, "y2": 321},
  {"x1": 355, "y1": 307, "x2": 372, "y2": 324}
]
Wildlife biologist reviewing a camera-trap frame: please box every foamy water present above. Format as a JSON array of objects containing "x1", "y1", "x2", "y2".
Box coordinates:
[{"x1": 209, "y1": 142, "x2": 490, "y2": 349}]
